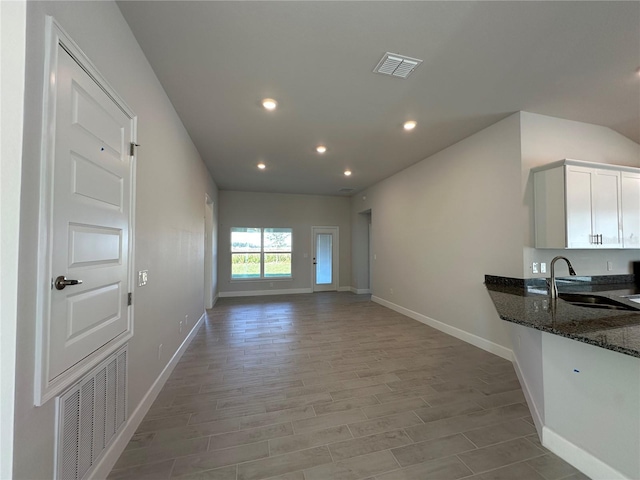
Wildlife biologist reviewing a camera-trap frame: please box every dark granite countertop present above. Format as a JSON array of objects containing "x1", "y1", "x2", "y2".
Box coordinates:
[{"x1": 485, "y1": 275, "x2": 640, "y2": 358}]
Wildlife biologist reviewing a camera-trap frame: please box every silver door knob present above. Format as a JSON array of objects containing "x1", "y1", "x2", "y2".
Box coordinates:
[{"x1": 54, "y1": 275, "x2": 83, "y2": 290}]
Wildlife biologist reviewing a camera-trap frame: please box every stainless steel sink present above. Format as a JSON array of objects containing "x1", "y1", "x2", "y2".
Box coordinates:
[{"x1": 558, "y1": 293, "x2": 639, "y2": 311}]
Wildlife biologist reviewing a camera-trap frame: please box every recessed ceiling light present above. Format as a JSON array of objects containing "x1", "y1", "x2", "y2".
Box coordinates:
[
  {"x1": 316, "y1": 145, "x2": 327, "y2": 154},
  {"x1": 257, "y1": 163, "x2": 266, "y2": 169},
  {"x1": 344, "y1": 170, "x2": 352, "y2": 176},
  {"x1": 262, "y1": 98, "x2": 277, "y2": 110},
  {"x1": 403, "y1": 120, "x2": 417, "y2": 131}
]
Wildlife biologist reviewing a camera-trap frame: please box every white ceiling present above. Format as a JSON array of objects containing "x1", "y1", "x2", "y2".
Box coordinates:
[{"x1": 118, "y1": 1, "x2": 640, "y2": 196}]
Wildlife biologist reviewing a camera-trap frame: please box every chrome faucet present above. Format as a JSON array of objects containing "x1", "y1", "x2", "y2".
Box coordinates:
[{"x1": 549, "y1": 256, "x2": 577, "y2": 299}]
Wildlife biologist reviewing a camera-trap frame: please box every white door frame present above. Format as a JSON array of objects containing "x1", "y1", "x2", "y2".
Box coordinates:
[
  {"x1": 34, "y1": 17, "x2": 137, "y2": 405},
  {"x1": 368, "y1": 221, "x2": 373, "y2": 294},
  {"x1": 204, "y1": 195, "x2": 214, "y2": 309},
  {"x1": 311, "y1": 226, "x2": 339, "y2": 292}
]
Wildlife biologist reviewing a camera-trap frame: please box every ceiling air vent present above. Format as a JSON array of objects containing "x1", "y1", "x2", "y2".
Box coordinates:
[{"x1": 373, "y1": 52, "x2": 423, "y2": 79}]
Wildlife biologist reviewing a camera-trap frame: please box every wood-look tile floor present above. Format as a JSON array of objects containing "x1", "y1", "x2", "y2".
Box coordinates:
[{"x1": 108, "y1": 293, "x2": 589, "y2": 480}]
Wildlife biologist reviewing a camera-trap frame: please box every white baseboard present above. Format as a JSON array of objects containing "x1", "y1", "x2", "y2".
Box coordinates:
[
  {"x1": 90, "y1": 312, "x2": 205, "y2": 478},
  {"x1": 350, "y1": 287, "x2": 371, "y2": 294},
  {"x1": 371, "y1": 295, "x2": 512, "y2": 361},
  {"x1": 338, "y1": 286, "x2": 351, "y2": 292},
  {"x1": 212, "y1": 294, "x2": 218, "y2": 307},
  {"x1": 543, "y1": 426, "x2": 630, "y2": 480},
  {"x1": 511, "y1": 353, "x2": 544, "y2": 438},
  {"x1": 219, "y1": 288, "x2": 312, "y2": 298}
]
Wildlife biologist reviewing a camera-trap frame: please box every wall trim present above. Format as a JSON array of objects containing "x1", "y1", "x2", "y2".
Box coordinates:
[
  {"x1": 219, "y1": 288, "x2": 312, "y2": 298},
  {"x1": 371, "y1": 296, "x2": 512, "y2": 360},
  {"x1": 89, "y1": 312, "x2": 205, "y2": 479},
  {"x1": 211, "y1": 294, "x2": 219, "y2": 307},
  {"x1": 350, "y1": 287, "x2": 371, "y2": 294},
  {"x1": 511, "y1": 353, "x2": 544, "y2": 438},
  {"x1": 542, "y1": 426, "x2": 630, "y2": 480},
  {"x1": 338, "y1": 286, "x2": 351, "y2": 292}
]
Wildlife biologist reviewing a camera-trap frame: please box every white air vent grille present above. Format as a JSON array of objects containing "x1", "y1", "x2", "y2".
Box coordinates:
[
  {"x1": 374, "y1": 52, "x2": 423, "y2": 79},
  {"x1": 56, "y1": 346, "x2": 128, "y2": 480}
]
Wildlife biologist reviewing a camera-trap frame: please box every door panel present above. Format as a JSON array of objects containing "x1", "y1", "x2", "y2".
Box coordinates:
[
  {"x1": 66, "y1": 283, "x2": 122, "y2": 342},
  {"x1": 593, "y1": 170, "x2": 622, "y2": 248},
  {"x1": 72, "y1": 152, "x2": 123, "y2": 208},
  {"x1": 68, "y1": 224, "x2": 122, "y2": 267},
  {"x1": 49, "y1": 45, "x2": 132, "y2": 381},
  {"x1": 566, "y1": 167, "x2": 594, "y2": 248},
  {"x1": 621, "y1": 172, "x2": 640, "y2": 248},
  {"x1": 72, "y1": 80, "x2": 125, "y2": 155},
  {"x1": 312, "y1": 227, "x2": 338, "y2": 292}
]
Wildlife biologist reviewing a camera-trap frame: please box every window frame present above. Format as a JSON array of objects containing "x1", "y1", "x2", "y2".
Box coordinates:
[{"x1": 230, "y1": 227, "x2": 293, "y2": 281}]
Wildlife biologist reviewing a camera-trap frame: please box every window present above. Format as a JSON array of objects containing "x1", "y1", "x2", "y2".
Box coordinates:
[{"x1": 231, "y1": 227, "x2": 292, "y2": 279}]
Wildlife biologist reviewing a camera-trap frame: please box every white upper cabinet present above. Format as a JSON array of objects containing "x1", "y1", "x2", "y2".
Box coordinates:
[
  {"x1": 534, "y1": 159, "x2": 639, "y2": 249},
  {"x1": 621, "y1": 171, "x2": 640, "y2": 248}
]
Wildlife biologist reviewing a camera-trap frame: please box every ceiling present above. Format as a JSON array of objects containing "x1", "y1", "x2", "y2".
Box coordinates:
[{"x1": 118, "y1": 1, "x2": 640, "y2": 196}]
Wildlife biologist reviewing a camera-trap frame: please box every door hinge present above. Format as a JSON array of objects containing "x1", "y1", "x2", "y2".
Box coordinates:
[
  {"x1": 127, "y1": 292, "x2": 132, "y2": 306},
  {"x1": 129, "y1": 142, "x2": 140, "y2": 156}
]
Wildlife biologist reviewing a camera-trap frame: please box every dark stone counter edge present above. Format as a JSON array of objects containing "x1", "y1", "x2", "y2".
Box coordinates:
[
  {"x1": 485, "y1": 274, "x2": 636, "y2": 289},
  {"x1": 496, "y1": 313, "x2": 640, "y2": 359}
]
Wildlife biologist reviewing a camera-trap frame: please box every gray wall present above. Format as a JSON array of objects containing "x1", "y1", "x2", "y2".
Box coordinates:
[
  {"x1": 350, "y1": 111, "x2": 640, "y2": 361},
  {"x1": 13, "y1": 2, "x2": 218, "y2": 478},
  {"x1": 218, "y1": 191, "x2": 351, "y2": 295},
  {"x1": 351, "y1": 113, "x2": 524, "y2": 352}
]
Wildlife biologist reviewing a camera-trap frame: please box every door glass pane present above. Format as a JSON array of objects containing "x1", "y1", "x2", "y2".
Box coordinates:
[
  {"x1": 231, "y1": 253, "x2": 261, "y2": 278},
  {"x1": 231, "y1": 228, "x2": 261, "y2": 252},
  {"x1": 316, "y1": 234, "x2": 332, "y2": 284},
  {"x1": 265, "y1": 253, "x2": 291, "y2": 277}
]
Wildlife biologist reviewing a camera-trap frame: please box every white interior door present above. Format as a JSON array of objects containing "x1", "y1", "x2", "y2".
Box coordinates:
[
  {"x1": 40, "y1": 35, "x2": 135, "y2": 401},
  {"x1": 312, "y1": 227, "x2": 338, "y2": 292}
]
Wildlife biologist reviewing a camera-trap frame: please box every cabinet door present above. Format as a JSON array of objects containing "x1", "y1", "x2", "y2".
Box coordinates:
[
  {"x1": 592, "y1": 169, "x2": 622, "y2": 248},
  {"x1": 565, "y1": 166, "x2": 595, "y2": 248},
  {"x1": 621, "y1": 172, "x2": 640, "y2": 248}
]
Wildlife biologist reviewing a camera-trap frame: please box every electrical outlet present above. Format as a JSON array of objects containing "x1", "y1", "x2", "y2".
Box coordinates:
[
  {"x1": 532, "y1": 263, "x2": 539, "y2": 274},
  {"x1": 607, "y1": 261, "x2": 613, "y2": 271},
  {"x1": 541, "y1": 263, "x2": 547, "y2": 274},
  {"x1": 390, "y1": 288, "x2": 394, "y2": 295},
  {"x1": 179, "y1": 320, "x2": 183, "y2": 333},
  {"x1": 158, "y1": 344, "x2": 163, "y2": 360},
  {"x1": 185, "y1": 314, "x2": 188, "y2": 326}
]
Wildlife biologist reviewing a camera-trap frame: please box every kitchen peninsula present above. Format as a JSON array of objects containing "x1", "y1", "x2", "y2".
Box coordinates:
[
  {"x1": 485, "y1": 275, "x2": 640, "y2": 357},
  {"x1": 486, "y1": 274, "x2": 640, "y2": 480}
]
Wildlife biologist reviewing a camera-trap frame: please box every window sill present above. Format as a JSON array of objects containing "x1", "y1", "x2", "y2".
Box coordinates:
[{"x1": 229, "y1": 277, "x2": 293, "y2": 284}]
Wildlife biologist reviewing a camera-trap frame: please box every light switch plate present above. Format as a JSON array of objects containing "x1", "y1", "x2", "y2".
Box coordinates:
[
  {"x1": 541, "y1": 263, "x2": 547, "y2": 274},
  {"x1": 532, "y1": 263, "x2": 539, "y2": 274},
  {"x1": 138, "y1": 270, "x2": 148, "y2": 287}
]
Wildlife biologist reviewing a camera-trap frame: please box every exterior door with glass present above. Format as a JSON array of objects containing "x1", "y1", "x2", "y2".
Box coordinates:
[{"x1": 312, "y1": 227, "x2": 338, "y2": 292}]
